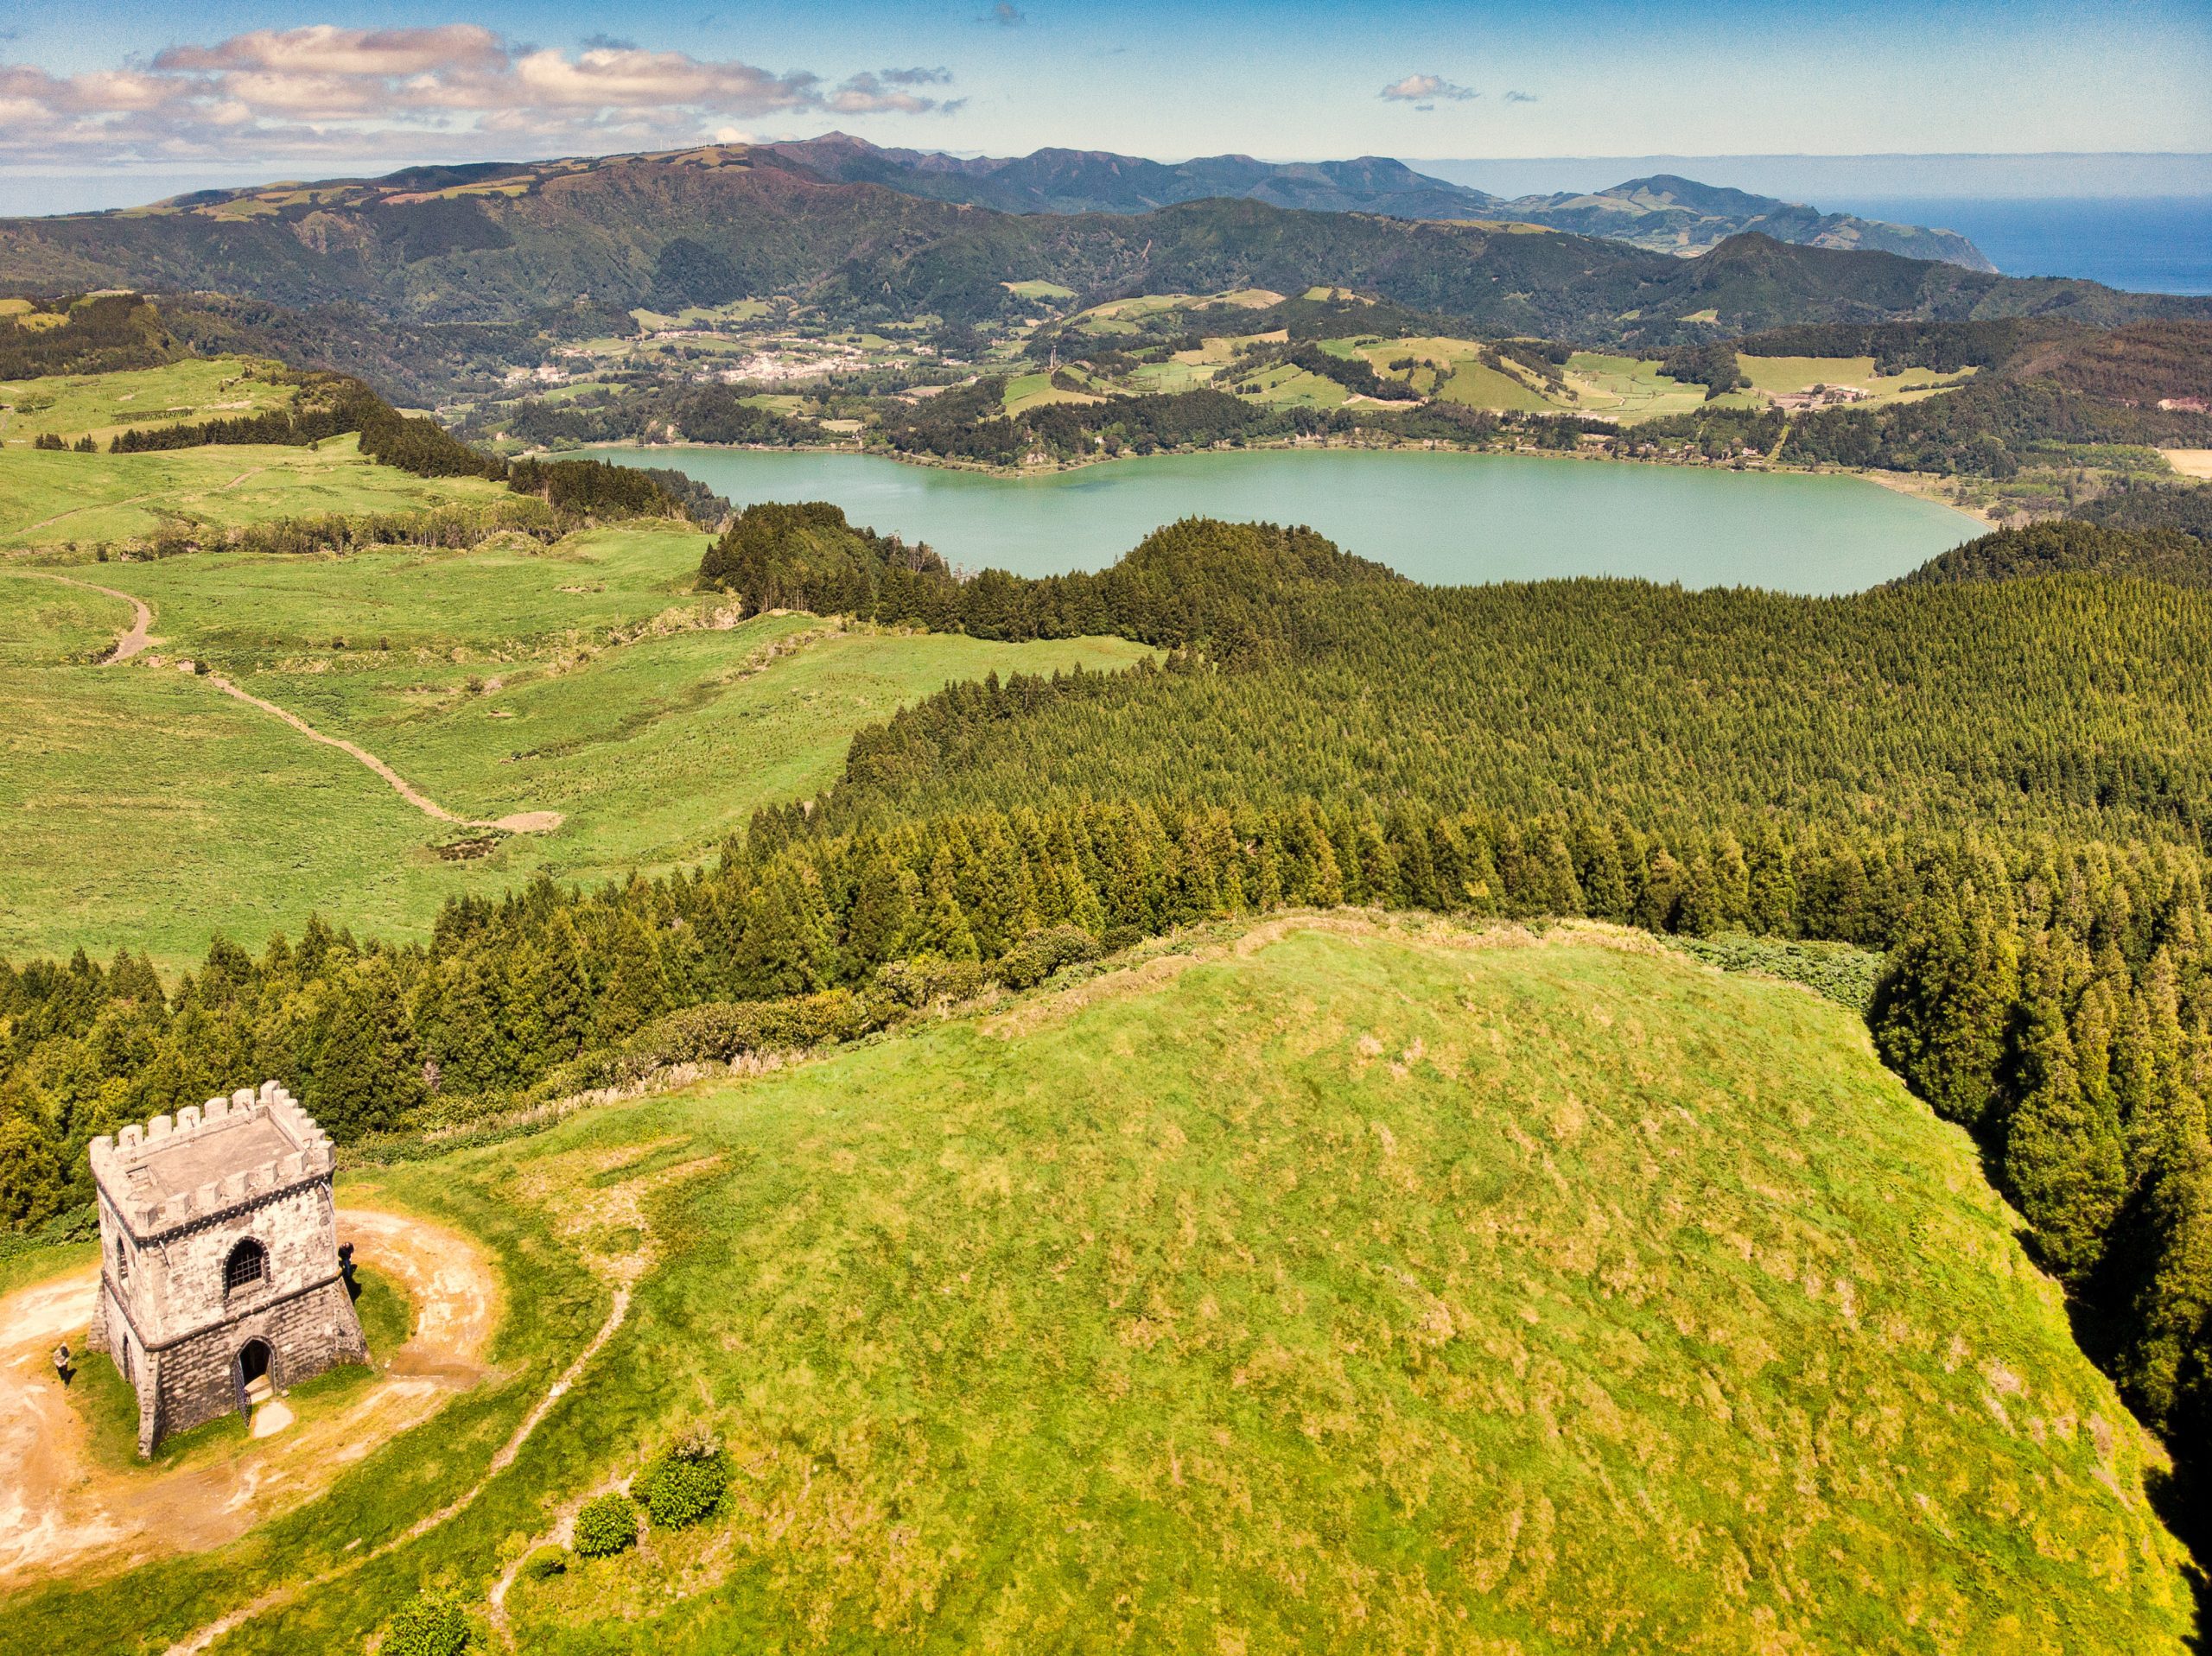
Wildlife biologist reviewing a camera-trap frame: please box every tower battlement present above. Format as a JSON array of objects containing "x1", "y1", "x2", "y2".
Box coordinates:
[{"x1": 90, "y1": 1082, "x2": 336, "y2": 1238}]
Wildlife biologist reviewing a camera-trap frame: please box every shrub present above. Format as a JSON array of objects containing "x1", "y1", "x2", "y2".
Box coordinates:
[
  {"x1": 573, "y1": 1493, "x2": 639, "y2": 1558},
  {"x1": 381, "y1": 1589, "x2": 469, "y2": 1656},
  {"x1": 995, "y1": 924, "x2": 1102, "y2": 990},
  {"x1": 520, "y1": 1545, "x2": 568, "y2": 1581},
  {"x1": 636, "y1": 1430, "x2": 732, "y2": 1529}
]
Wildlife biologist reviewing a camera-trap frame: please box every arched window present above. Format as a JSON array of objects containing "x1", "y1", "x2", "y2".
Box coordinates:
[
  {"x1": 115, "y1": 1236, "x2": 129, "y2": 1284},
  {"x1": 224, "y1": 1238, "x2": 267, "y2": 1293}
]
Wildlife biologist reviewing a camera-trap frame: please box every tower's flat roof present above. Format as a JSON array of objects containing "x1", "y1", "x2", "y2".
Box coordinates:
[{"x1": 123, "y1": 1113, "x2": 297, "y2": 1198}]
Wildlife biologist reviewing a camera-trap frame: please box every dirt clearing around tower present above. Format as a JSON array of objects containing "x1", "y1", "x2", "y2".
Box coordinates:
[{"x1": 0, "y1": 1205, "x2": 497, "y2": 1591}]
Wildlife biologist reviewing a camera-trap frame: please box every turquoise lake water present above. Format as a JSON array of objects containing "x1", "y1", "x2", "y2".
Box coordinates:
[{"x1": 591, "y1": 446, "x2": 1982, "y2": 594}]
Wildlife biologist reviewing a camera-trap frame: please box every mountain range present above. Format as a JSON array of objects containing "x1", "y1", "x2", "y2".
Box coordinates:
[
  {"x1": 762, "y1": 133, "x2": 1999, "y2": 270},
  {"x1": 0, "y1": 143, "x2": 2200, "y2": 356}
]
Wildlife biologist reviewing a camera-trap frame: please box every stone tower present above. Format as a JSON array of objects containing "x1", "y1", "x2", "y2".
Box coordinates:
[{"x1": 87, "y1": 1082, "x2": 366, "y2": 1456}]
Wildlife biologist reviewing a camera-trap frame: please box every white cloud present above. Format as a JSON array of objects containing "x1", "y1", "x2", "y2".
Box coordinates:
[
  {"x1": 0, "y1": 25, "x2": 956, "y2": 167},
  {"x1": 1380, "y1": 73, "x2": 1476, "y2": 106}
]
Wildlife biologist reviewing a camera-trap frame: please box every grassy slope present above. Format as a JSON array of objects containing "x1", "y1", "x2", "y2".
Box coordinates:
[
  {"x1": 1, "y1": 922, "x2": 2187, "y2": 1651},
  {"x1": 0, "y1": 358, "x2": 296, "y2": 449},
  {"x1": 0, "y1": 529, "x2": 1151, "y2": 963},
  {"x1": 0, "y1": 433, "x2": 511, "y2": 551}
]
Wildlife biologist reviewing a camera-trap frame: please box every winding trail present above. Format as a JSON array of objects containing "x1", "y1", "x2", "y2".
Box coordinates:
[
  {"x1": 156, "y1": 1142, "x2": 714, "y2": 1655},
  {"x1": 160, "y1": 1285, "x2": 635, "y2": 1656},
  {"x1": 3, "y1": 568, "x2": 156, "y2": 660},
  {"x1": 201, "y1": 670, "x2": 557, "y2": 833},
  {"x1": 5, "y1": 567, "x2": 561, "y2": 834}
]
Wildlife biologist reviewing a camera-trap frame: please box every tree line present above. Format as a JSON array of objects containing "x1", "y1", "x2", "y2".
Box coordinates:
[{"x1": 92, "y1": 368, "x2": 716, "y2": 528}]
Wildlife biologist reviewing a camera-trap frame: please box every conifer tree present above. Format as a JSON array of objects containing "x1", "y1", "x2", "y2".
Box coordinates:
[
  {"x1": 2123, "y1": 1150, "x2": 2212, "y2": 1428},
  {"x1": 2003, "y1": 939, "x2": 2127, "y2": 1281},
  {"x1": 1872, "y1": 899, "x2": 2018, "y2": 1128}
]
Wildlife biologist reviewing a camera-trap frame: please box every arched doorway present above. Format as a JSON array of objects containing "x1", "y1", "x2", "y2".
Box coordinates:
[{"x1": 235, "y1": 1338, "x2": 274, "y2": 1414}]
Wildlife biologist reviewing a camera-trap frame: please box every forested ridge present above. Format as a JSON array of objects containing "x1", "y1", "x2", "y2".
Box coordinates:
[{"x1": 9, "y1": 514, "x2": 2212, "y2": 1508}]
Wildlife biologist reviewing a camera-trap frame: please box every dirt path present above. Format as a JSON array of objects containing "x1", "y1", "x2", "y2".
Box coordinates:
[
  {"x1": 200, "y1": 670, "x2": 562, "y2": 832},
  {"x1": 12, "y1": 463, "x2": 276, "y2": 537},
  {"x1": 158, "y1": 1144, "x2": 704, "y2": 1656},
  {"x1": 0, "y1": 1207, "x2": 498, "y2": 1594},
  {"x1": 3, "y1": 568, "x2": 156, "y2": 660}
]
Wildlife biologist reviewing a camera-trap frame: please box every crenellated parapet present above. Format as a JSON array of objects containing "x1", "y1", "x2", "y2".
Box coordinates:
[{"x1": 90, "y1": 1081, "x2": 336, "y2": 1240}]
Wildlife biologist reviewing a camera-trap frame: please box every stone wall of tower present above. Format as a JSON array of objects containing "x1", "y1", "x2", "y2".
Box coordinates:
[
  {"x1": 133, "y1": 1278, "x2": 366, "y2": 1451},
  {"x1": 87, "y1": 1083, "x2": 367, "y2": 1456}
]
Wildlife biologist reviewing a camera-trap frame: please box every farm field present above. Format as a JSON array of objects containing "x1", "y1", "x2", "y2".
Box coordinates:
[
  {"x1": 0, "y1": 527, "x2": 1152, "y2": 964},
  {"x1": 1560, "y1": 352, "x2": 1728, "y2": 421},
  {"x1": 1737, "y1": 353, "x2": 1977, "y2": 404},
  {"x1": 1355, "y1": 337, "x2": 1560, "y2": 412},
  {"x1": 0, "y1": 920, "x2": 2189, "y2": 1652},
  {"x1": 0, "y1": 434, "x2": 512, "y2": 552}
]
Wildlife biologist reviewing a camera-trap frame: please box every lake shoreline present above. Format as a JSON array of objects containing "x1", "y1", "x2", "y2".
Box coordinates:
[
  {"x1": 563, "y1": 431, "x2": 2005, "y2": 528},
  {"x1": 579, "y1": 441, "x2": 1983, "y2": 596}
]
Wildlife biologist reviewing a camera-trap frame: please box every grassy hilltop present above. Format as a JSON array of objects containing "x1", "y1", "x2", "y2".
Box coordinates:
[{"x1": 2, "y1": 921, "x2": 2189, "y2": 1652}]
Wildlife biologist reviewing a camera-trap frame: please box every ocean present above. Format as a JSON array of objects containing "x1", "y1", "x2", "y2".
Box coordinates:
[{"x1": 1789, "y1": 195, "x2": 2212, "y2": 296}]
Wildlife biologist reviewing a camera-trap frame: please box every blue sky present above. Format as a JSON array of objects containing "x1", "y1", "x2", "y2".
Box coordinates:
[{"x1": 3, "y1": 0, "x2": 2208, "y2": 188}]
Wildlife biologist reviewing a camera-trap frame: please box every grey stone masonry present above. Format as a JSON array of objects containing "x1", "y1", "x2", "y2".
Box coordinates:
[{"x1": 86, "y1": 1082, "x2": 366, "y2": 1455}]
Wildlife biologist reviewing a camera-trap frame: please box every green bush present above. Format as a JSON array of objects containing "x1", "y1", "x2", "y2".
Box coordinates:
[
  {"x1": 574, "y1": 1494, "x2": 639, "y2": 1558},
  {"x1": 636, "y1": 1431, "x2": 732, "y2": 1530},
  {"x1": 995, "y1": 924, "x2": 1102, "y2": 990},
  {"x1": 381, "y1": 1589, "x2": 469, "y2": 1656},
  {"x1": 520, "y1": 1545, "x2": 568, "y2": 1581}
]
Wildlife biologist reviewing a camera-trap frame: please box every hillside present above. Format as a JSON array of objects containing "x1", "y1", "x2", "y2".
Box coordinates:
[
  {"x1": 1898, "y1": 521, "x2": 2212, "y2": 587},
  {"x1": 0, "y1": 523, "x2": 1149, "y2": 964},
  {"x1": 0, "y1": 921, "x2": 2191, "y2": 1652},
  {"x1": 0, "y1": 149, "x2": 2196, "y2": 344},
  {"x1": 1497, "y1": 173, "x2": 1996, "y2": 269}
]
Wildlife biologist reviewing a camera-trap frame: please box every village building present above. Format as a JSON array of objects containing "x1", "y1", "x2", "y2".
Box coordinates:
[{"x1": 87, "y1": 1082, "x2": 365, "y2": 1456}]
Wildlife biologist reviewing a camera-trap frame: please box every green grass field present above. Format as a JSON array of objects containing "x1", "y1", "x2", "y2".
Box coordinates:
[
  {"x1": 0, "y1": 528, "x2": 1151, "y2": 965},
  {"x1": 0, "y1": 358, "x2": 297, "y2": 450},
  {"x1": 1001, "y1": 371, "x2": 1104, "y2": 415},
  {"x1": 1560, "y1": 352, "x2": 1719, "y2": 422},
  {"x1": 0, "y1": 921, "x2": 2189, "y2": 1652},
  {"x1": 1738, "y1": 354, "x2": 1978, "y2": 405},
  {"x1": 0, "y1": 434, "x2": 512, "y2": 552}
]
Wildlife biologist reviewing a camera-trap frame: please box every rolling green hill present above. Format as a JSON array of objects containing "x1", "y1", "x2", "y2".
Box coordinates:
[
  {"x1": 0, "y1": 920, "x2": 2190, "y2": 1652},
  {"x1": 0, "y1": 149, "x2": 2200, "y2": 346}
]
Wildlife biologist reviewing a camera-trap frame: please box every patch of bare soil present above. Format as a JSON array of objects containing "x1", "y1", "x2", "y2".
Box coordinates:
[{"x1": 0, "y1": 1206, "x2": 496, "y2": 1591}]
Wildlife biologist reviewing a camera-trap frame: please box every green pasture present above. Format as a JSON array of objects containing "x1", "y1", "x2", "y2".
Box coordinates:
[
  {"x1": 0, "y1": 528, "x2": 1151, "y2": 964},
  {"x1": 1236, "y1": 361, "x2": 1351, "y2": 409},
  {"x1": 2, "y1": 923, "x2": 2190, "y2": 1652},
  {"x1": 1354, "y1": 337, "x2": 1563, "y2": 414},
  {"x1": 1560, "y1": 352, "x2": 1715, "y2": 422},
  {"x1": 0, "y1": 357, "x2": 295, "y2": 449},
  {"x1": 1001, "y1": 372, "x2": 1104, "y2": 415},
  {"x1": 1738, "y1": 354, "x2": 1977, "y2": 404},
  {"x1": 0, "y1": 435, "x2": 511, "y2": 552}
]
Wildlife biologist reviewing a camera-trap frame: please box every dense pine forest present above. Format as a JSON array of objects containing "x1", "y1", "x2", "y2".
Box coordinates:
[{"x1": 8, "y1": 511, "x2": 2212, "y2": 1504}]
